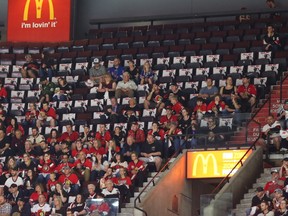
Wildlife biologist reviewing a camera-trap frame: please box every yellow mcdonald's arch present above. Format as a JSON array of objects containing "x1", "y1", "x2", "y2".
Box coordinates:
[
  {"x1": 23, "y1": 0, "x2": 55, "y2": 21},
  {"x1": 192, "y1": 153, "x2": 220, "y2": 176}
]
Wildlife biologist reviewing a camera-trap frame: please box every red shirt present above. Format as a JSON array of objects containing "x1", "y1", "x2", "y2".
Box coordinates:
[
  {"x1": 193, "y1": 103, "x2": 207, "y2": 113},
  {"x1": 237, "y1": 84, "x2": 257, "y2": 97},
  {"x1": 25, "y1": 110, "x2": 39, "y2": 121},
  {"x1": 0, "y1": 87, "x2": 7, "y2": 98},
  {"x1": 54, "y1": 162, "x2": 74, "y2": 174},
  {"x1": 88, "y1": 146, "x2": 106, "y2": 156},
  {"x1": 74, "y1": 158, "x2": 93, "y2": 170},
  {"x1": 159, "y1": 114, "x2": 178, "y2": 125},
  {"x1": 71, "y1": 148, "x2": 89, "y2": 158},
  {"x1": 172, "y1": 102, "x2": 184, "y2": 114},
  {"x1": 38, "y1": 159, "x2": 55, "y2": 173},
  {"x1": 41, "y1": 107, "x2": 57, "y2": 119},
  {"x1": 264, "y1": 180, "x2": 284, "y2": 195},
  {"x1": 127, "y1": 129, "x2": 146, "y2": 144},
  {"x1": 46, "y1": 179, "x2": 58, "y2": 192},
  {"x1": 58, "y1": 173, "x2": 80, "y2": 185},
  {"x1": 116, "y1": 176, "x2": 132, "y2": 187},
  {"x1": 147, "y1": 129, "x2": 165, "y2": 141},
  {"x1": 60, "y1": 131, "x2": 79, "y2": 143},
  {"x1": 207, "y1": 101, "x2": 226, "y2": 112},
  {"x1": 128, "y1": 160, "x2": 145, "y2": 173},
  {"x1": 95, "y1": 131, "x2": 112, "y2": 146},
  {"x1": 6, "y1": 124, "x2": 25, "y2": 135},
  {"x1": 29, "y1": 192, "x2": 48, "y2": 203}
]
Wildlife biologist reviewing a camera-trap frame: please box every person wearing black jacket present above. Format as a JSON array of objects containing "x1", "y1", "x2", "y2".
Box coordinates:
[{"x1": 39, "y1": 51, "x2": 55, "y2": 80}]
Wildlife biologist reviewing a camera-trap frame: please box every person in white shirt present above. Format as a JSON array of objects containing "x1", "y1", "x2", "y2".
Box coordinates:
[
  {"x1": 102, "y1": 179, "x2": 120, "y2": 199},
  {"x1": 4, "y1": 168, "x2": 24, "y2": 188},
  {"x1": 257, "y1": 200, "x2": 274, "y2": 216},
  {"x1": 115, "y1": 72, "x2": 137, "y2": 99},
  {"x1": 31, "y1": 194, "x2": 51, "y2": 215}
]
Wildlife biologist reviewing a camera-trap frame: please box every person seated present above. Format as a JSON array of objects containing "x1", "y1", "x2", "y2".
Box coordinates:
[
  {"x1": 140, "y1": 61, "x2": 154, "y2": 85},
  {"x1": 104, "y1": 97, "x2": 124, "y2": 123},
  {"x1": 66, "y1": 194, "x2": 87, "y2": 216},
  {"x1": 110, "y1": 153, "x2": 128, "y2": 176},
  {"x1": 101, "y1": 179, "x2": 120, "y2": 199},
  {"x1": 51, "y1": 195, "x2": 67, "y2": 215},
  {"x1": 112, "y1": 126, "x2": 126, "y2": 148},
  {"x1": 126, "y1": 60, "x2": 140, "y2": 84},
  {"x1": 279, "y1": 158, "x2": 288, "y2": 179},
  {"x1": 26, "y1": 127, "x2": 45, "y2": 149},
  {"x1": 263, "y1": 24, "x2": 282, "y2": 51},
  {"x1": 6, "y1": 184, "x2": 24, "y2": 207},
  {"x1": 127, "y1": 122, "x2": 146, "y2": 146},
  {"x1": 6, "y1": 117, "x2": 25, "y2": 138},
  {"x1": 275, "y1": 199, "x2": 288, "y2": 216},
  {"x1": 39, "y1": 51, "x2": 55, "y2": 80},
  {"x1": 166, "y1": 82, "x2": 187, "y2": 106},
  {"x1": 115, "y1": 167, "x2": 132, "y2": 203},
  {"x1": 139, "y1": 134, "x2": 163, "y2": 171},
  {"x1": 60, "y1": 123, "x2": 79, "y2": 143},
  {"x1": 39, "y1": 77, "x2": 57, "y2": 103},
  {"x1": 122, "y1": 136, "x2": 140, "y2": 162},
  {"x1": 122, "y1": 98, "x2": 141, "y2": 122},
  {"x1": 193, "y1": 98, "x2": 207, "y2": 121},
  {"x1": 237, "y1": 75, "x2": 257, "y2": 113},
  {"x1": 264, "y1": 169, "x2": 284, "y2": 198},
  {"x1": 86, "y1": 183, "x2": 97, "y2": 199},
  {"x1": 148, "y1": 122, "x2": 165, "y2": 142},
  {"x1": 58, "y1": 166, "x2": 80, "y2": 196},
  {"x1": 29, "y1": 183, "x2": 48, "y2": 205},
  {"x1": 90, "y1": 153, "x2": 107, "y2": 181},
  {"x1": 206, "y1": 94, "x2": 226, "y2": 117},
  {"x1": 95, "y1": 124, "x2": 112, "y2": 147},
  {"x1": 272, "y1": 189, "x2": 285, "y2": 212},
  {"x1": 108, "y1": 58, "x2": 125, "y2": 82},
  {"x1": 97, "y1": 73, "x2": 117, "y2": 99},
  {"x1": 219, "y1": 76, "x2": 237, "y2": 103},
  {"x1": 0, "y1": 81, "x2": 8, "y2": 103},
  {"x1": 11, "y1": 197, "x2": 31, "y2": 216},
  {"x1": 144, "y1": 84, "x2": 166, "y2": 115},
  {"x1": 21, "y1": 54, "x2": 40, "y2": 78},
  {"x1": 105, "y1": 140, "x2": 121, "y2": 163},
  {"x1": 127, "y1": 152, "x2": 146, "y2": 187},
  {"x1": 198, "y1": 117, "x2": 225, "y2": 144},
  {"x1": 277, "y1": 100, "x2": 288, "y2": 130},
  {"x1": 71, "y1": 140, "x2": 89, "y2": 159},
  {"x1": 23, "y1": 103, "x2": 39, "y2": 130},
  {"x1": 99, "y1": 167, "x2": 117, "y2": 189},
  {"x1": 37, "y1": 153, "x2": 55, "y2": 183},
  {"x1": 36, "y1": 102, "x2": 57, "y2": 128},
  {"x1": 257, "y1": 201, "x2": 274, "y2": 216},
  {"x1": 88, "y1": 58, "x2": 107, "y2": 86},
  {"x1": 165, "y1": 122, "x2": 183, "y2": 155},
  {"x1": 258, "y1": 115, "x2": 281, "y2": 152},
  {"x1": 115, "y1": 72, "x2": 137, "y2": 99},
  {"x1": 53, "y1": 77, "x2": 73, "y2": 101},
  {"x1": 73, "y1": 151, "x2": 92, "y2": 182},
  {"x1": 159, "y1": 106, "x2": 178, "y2": 129},
  {"x1": 31, "y1": 194, "x2": 51, "y2": 216},
  {"x1": 169, "y1": 95, "x2": 184, "y2": 116},
  {"x1": 246, "y1": 186, "x2": 271, "y2": 216}
]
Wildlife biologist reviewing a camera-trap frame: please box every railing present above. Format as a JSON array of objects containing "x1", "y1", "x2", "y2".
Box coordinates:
[{"x1": 90, "y1": 9, "x2": 288, "y2": 28}]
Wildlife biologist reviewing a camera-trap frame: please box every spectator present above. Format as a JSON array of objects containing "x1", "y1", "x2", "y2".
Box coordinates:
[
  {"x1": 108, "y1": 58, "x2": 125, "y2": 81},
  {"x1": 258, "y1": 201, "x2": 274, "y2": 216},
  {"x1": 170, "y1": 95, "x2": 184, "y2": 116},
  {"x1": 58, "y1": 166, "x2": 80, "y2": 196},
  {"x1": 110, "y1": 153, "x2": 128, "y2": 175},
  {"x1": 23, "y1": 169, "x2": 37, "y2": 196},
  {"x1": 140, "y1": 61, "x2": 154, "y2": 85},
  {"x1": 39, "y1": 51, "x2": 55, "y2": 80},
  {"x1": 277, "y1": 100, "x2": 288, "y2": 129},
  {"x1": 122, "y1": 98, "x2": 141, "y2": 122},
  {"x1": 51, "y1": 183, "x2": 68, "y2": 205},
  {"x1": 115, "y1": 72, "x2": 137, "y2": 99},
  {"x1": 0, "y1": 129, "x2": 12, "y2": 157},
  {"x1": 144, "y1": 84, "x2": 166, "y2": 115},
  {"x1": 79, "y1": 125, "x2": 95, "y2": 144},
  {"x1": 258, "y1": 115, "x2": 281, "y2": 152},
  {"x1": 26, "y1": 127, "x2": 45, "y2": 149},
  {"x1": 263, "y1": 24, "x2": 282, "y2": 51},
  {"x1": 275, "y1": 200, "x2": 288, "y2": 216},
  {"x1": 128, "y1": 152, "x2": 145, "y2": 187},
  {"x1": 106, "y1": 140, "x2": 121, "y2": 163},
  {"x1": 104, "y1": 97, "x2": 124, "y2": 123},
  {"x1": 95, "y1": 124, "x2": 112, "y2": 147},
  {"x1": 21, "y1": 54, "x2": 40, "y2": 78},
  {"x1": 127, "y1": 122, "x2": 146, "y2": 146},
  {"x1": 7, "y1": 183, "x2": 23, "y2": 206},
  {"x1": 37, "y1": 153, "x2": 55, "y2": 183},
  {"x1": 0, "y1": 195, "x2": 12, "y2": 216},
  {"x1": 60, "y1": 123, "x2": 79, "y2": 143},
  {"x1": 99, "y1": 167, "x2": 117, "y2": 189},
  {"x1": 148, "y1": 122, "x2": 165, "y2": 142},
  {"x1": 165, "y1": 122, "x2": 183, "y2": 155},
  {"x1": 10, "y1": 129, "x2": 25, "y2": 155},
  {"x1": 29, "y1": 183, "x2": 47, "y2": 204},
  {"x1": 88, "y1": 58, "x2": 107, "y2": 86},
  {"x1": 0, "y1": 81, "x2": 8, "y2": 103},
  {"x1": 47, "y1": 128, "x2": 61, "y2": 147},
  {"x1": 122, "y1": 136, "x2": 140, "y2": 162},
  {"x1": 30, "y1": 194, "x2": 51, "y2": 216},
  {"x1": 4, "y1": 167, "x2": 23, "y2": 189},
  {"x1": 23, "y1": 103, "x2": 39, "y2": 129},
  {"x1": 126, "y1": 60, "x2": 139, "y2": 84},
  {"x1": 139, "y1": 134, "x2": 163, "y2": 171},
  {"x1": 88, "y1": 140, "x2": 106, "y2": 158},
  {"x1": 90, "y1": 153, "x2": 107, "y2": 181},
  {"x1": 53, "y1": 77, "x2": 73, "y2": 101},
  {"x1": 19, "y1": 153, "x2": 37, "y2": 172},
  {"x1": 225, "y1": 93, "x2": 242, "y2": 123},
  {"x1": 272, "y1": 189, "x2": 285, "y2": 212},
  {"x1": 206, "y1": 94, "x2": 226, "y2": 117},
  {"x1": 112, "y1": 126, "x2": 126, "y2": 148},
  {"x1": 160, "y1": 106, "x2": 178, "y2": 129},
  {"x1": 39, "y1": 77, "x2": 57, "y2": 103},
  {"x1": 74, "y1": 151, "x2": 92, "y2": 182},
  {"x1": 237, "y1": 75, "x2": 257, "y2": 113},
  {"x1": 219, "y1": 76, "x2": 237, "y2": 103},
  {"x1": 36, "y1": 102, "x2": 57, "y2": 128},
  {"x1": 166, "y1": 82, "x2": 187, "y2": 106},
  {"x1": 279, "y1": 158, "x2": 288, "y2": 179},
  {"x1": 264, "y1": 169, "x2": 284, "y2": 197},
  {"x1": 51, "y1": 195, "x2": 67, "y2": 216},
  {"x1": 115, "y1": 167, "x2": 132, "y2": 203},
  {"x1": 102, "y1": 179, "x2": 120, "y2": 199},
  {"x1": 23, "y1": 140, "x2": 37, "y2": 158},
  {"x1": 193, "y1": 98, "x2": 207, "y2": 121},
  {"x1": 11, "y1": 197, "x2": 31, "y2": 216},
  {"x1": 71, "y1": 140, "x2": 88, "y2": 158},
  {"x1": 247, "y1": 186, "x2": 271, "y2": 216},
  {"x1": 6, "y1": 117, "x2": 25, "y2": 138},
  {"x1": 66, "y1": 194, "x2": 87, "y2": 216},
  {"x1": 97, "y1": 73, "x2": 117, "y2": 99}
]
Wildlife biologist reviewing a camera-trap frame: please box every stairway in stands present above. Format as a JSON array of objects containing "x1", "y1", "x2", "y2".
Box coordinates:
[
  {"x1": 228, "y1": 72, "x2": 288, "y2": 146},
  {"x1": 232, "y1": 168, "x2": 274, "y2": 216}
]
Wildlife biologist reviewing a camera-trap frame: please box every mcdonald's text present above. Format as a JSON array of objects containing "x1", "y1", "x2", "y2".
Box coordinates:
[{"x1": 21, "y1": 21, "x2": 57, "y2": 29}]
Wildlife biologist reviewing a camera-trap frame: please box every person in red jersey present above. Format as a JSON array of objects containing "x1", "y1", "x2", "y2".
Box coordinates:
[
  {"x1": 127, "y1": 122, "x2": 146, "y2": 146},
  {"x1": 170, "y1": 95, "x2": 184, "y2": 115},
  {"x1": 99, "y1": 167, "x2": 118, "y2": 189},
  {"x1": 95, "y1": 124, "x2": 112, "y2": 147},
  {"x1": 60, "y1": 123, "x2": 79, "y2": 143},
  {"x1": 88, "y1": 139, "x2": 106, "y2": 157},
  {"x1": 237, "y1": 75, "x2": 257, "y2": 112},
  {"x1": 37, "y1": 153, "x2": 55, "y2": 183},
  {"x1": 46, "y1": 172, "x2": 58, "y2": 194},
  {"x1": 159, "y1": 106, "x2": 178, "y2": 129},
  {"x1": 54, "y1": 154, "x2": 74, "y2": 175},
  {"x1": 29, "y1": 183, "x2": 48, "y2": 205},
  {"x1": 207, "y1": 94, "x2": 226, "y2": 117},
  {"x1": 127, "y1": 152, "x2": 146, "y2": 187},
  {"x1": 71, "y1": 140, "x2": 89, "y2": 159},
  {"x1": 74, "y1": 151, "x2": 92, "y2": 182},
  {"x1": 147, "y1": 122, "x2": 165, "y2": 141},
  {"x1": 115, "y1": 167, "x2": 132, "y2": 203},
  {"x1": 58, "y1": 166, "x2": 80, "y2": 196},
  {"x1": 6, "y1": 117, "x2": 25, "y2": 138},
  {"x1": 36, "y1": 102, "x2": 57, "y2": 128},
  {"x1": 0, "y1": 81, "x2": 8, "y2": 103},
  {"x1": 264, "y1": 169, "x2": 284, "y2": 197}
]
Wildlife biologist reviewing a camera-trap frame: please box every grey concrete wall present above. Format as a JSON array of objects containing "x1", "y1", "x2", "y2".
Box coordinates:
[
  {"x1": 0, "y1": 0, "x2": 8, "y2": 41},
  {"x1": 203, "y1": 147, "x2": 263, "y2": 216}
]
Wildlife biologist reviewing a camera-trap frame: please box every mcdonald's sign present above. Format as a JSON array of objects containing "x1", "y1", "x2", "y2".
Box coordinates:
[
  {"x1": 186, "y1": 150, "x2": 252, "y2": 179},
  {"x1": 7, "y1": 0, "x2": 71, "y2": 42}
]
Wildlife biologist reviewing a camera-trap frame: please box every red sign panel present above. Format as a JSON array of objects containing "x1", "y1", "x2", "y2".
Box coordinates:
[{"x1": 7, "y1": 0, "x2": 71, "y2": 42}]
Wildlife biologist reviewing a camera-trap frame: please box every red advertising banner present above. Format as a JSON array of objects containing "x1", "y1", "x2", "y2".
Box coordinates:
[{"x1": 7, "y1": 0, "x2": 71, "y2": 42}]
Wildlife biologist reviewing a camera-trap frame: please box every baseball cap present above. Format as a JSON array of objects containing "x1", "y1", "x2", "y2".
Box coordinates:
[
  {"x1": 283, "y1": 157, "x2": 288, "y2": 161},
  {"x1": 274, "y1": 188, "x2": 283, "y2": 194},
  {"x1": 93, "y1": 58, "x2": 100, "y2": 64},
  {"x1": 271, "y1": 168, "x2": 279, "y2": 174},
  {"x1": 17, "y1": 197, "x2": 25, "y2": 202},
  {"x1": 10, "y1": 184, "x2": 18, "y2": 188},
  {"x1": 255, "y1": 187, "x2": 264, "y2": 192}
]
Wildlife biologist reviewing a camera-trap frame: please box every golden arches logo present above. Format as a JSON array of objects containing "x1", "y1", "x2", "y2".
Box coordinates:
[
  {"x1": 192, "y1": 153, "x2": 220, "y2": 176},
  {"x1": 23, "y1": 0, "x2": 55, "y2": 21}
]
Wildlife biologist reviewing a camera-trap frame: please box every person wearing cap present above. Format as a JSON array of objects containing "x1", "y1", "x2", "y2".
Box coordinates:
[
  {"x1": 277, "y1": 99, "x2": 288, "y2": 130},
  {"x1": 89, "y1": 58, "x2": 107, "y2": 85},
  {"x1": 272, "y1": 188, "x2": 285, "y2": 211},
  {"x1": 21, "y1": 54, "x2": 40, "y2": 78},
  {"x1": 237, "y1": 75, "x2": 257, "y2": 112},
  {"x1": 11, "y1": 196, "x2": 31, "y2": 216},
  {"x1": 264, "y1": 169, "x2": 284, "y2": 197},
  {"x1": 38, "y1": 77, "x2": 57, "y2": 103},
  {"x1": 58, "y1": 165, "x2": 80, "y2": 196},
  {"x1": 168, "y1": 82, "x2": 187, "y2": 106},
  {"x1": 115, "y1": 72, "x2": 137, "y2": 99},
  {"x1": 258, "y1": 114, "x2": 282, "y2": 153},
  {"x1": 108, "y1": 58, "x2": 125, "y2": 82},
  {"x1": 247, "y1": 186, "x2": 271, "y2": 216},
  {"x1": 7, "y1": 183, "x2": 24, "y2": 207}
]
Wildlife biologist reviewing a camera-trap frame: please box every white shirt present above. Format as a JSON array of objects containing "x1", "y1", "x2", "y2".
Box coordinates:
[
  {"x1": 116, "y1": 80, "x2": 137, "y2": 90},
  {"x1": 4, "y1": 176, "x2": 24, "y2": 188},
  {"x1": 262, "y1": 121, "x2": 281, "y2": 134},
  {"x1": 31, "y1": 203, "x2": 51, "y2": 213}
]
